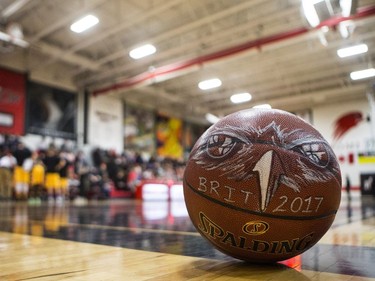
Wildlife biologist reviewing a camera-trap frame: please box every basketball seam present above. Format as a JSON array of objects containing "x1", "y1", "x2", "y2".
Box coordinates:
[{"x1": 184, "y1": 177, "x2": 337, "y2": 221}]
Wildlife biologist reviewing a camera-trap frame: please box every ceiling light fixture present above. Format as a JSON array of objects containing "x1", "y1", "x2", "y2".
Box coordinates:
[
  {"x1": 302, "y1": 0, "x2": 357, "y2": 28},
  {"x1": 302, "y1": 0, "x2": 323, "y2": 27},
  {"x1": 70, "y1": 15, "x2": 99, "y2": 33},
  {"x1": 230, "y1": 92, "x2": 252, "y2": 104},
  {"x1": 0, "y1": 30, "x2": 29, "y2": 48},
  {"x1": 129, "y1": 44, "x2": 156, "y2": 59},
  {"x1": 1, "y1": 0, "x2": 31, "y2": 18},
  {"x1": 337, "y1": 44, "x2": 368, "y2": 58},
  {"x1": 205, "y1": 113, "x2": 221, "y2": 124},
  {"x1": 253, "y1": 104, "x2": 272, "y2": 109},
  {"x1": 198, "y1": 78, "x2": 222, "y2": 90},
  {"x1": 350, "y1": 68, "x2": 375, "y2": 80},
  {"x1": 340, "y1": 0, "x2": 357, "y2": 17}
]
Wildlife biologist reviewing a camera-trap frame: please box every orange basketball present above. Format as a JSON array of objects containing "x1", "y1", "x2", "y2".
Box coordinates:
[{"x1": 183, "y1": 108, "x2": 341, "y2": 263}]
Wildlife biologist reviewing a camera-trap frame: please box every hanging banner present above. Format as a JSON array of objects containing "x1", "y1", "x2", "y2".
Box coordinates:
[
  {"x1": 183, "y1": 122, "x2": 207, "y2": 152},
  {"x1": 124, "y1": 104, "x2": 155, "y2": 155},
  {"x1": 156, "y1": 115, "x2": 183, "y2": 160},
  {"x1": 88, "y1": 94, "x2": 123, "y2": 152},
  {"x1": 0, "y1": 68, "x2": 26, "y2": 135},
  {"x1": 25, "y1": 81, "x2": 77, "y2": 139}
]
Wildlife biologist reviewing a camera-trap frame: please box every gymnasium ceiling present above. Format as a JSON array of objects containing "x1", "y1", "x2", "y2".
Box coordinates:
[{"x1": 0, "y1": 0, "x2": 375, "y2": 123}]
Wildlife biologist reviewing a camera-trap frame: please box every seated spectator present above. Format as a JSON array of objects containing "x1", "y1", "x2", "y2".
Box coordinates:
[{"x1": 0, "y1": 148, "x2": 17, "y2": 200}]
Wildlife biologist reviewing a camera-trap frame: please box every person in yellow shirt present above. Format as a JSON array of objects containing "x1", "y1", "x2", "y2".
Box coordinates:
[
  {"x1": 13, "y1": 143, "x2": 31, "y2": 200},
  {"x1": 58, "y1": 152, "x2": 70, "y2": 202},
  {"x1": 24, "y1": 151, "x2": 45, "y2": 205}
]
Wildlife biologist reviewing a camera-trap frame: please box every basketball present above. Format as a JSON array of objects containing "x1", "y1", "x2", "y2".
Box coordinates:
[{"x1": 183, "y1": 108, "x2": 341, "y2": 263}]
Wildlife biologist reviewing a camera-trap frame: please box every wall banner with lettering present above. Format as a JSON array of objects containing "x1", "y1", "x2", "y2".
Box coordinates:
[{"x1": 0, "y1": 68, "x2": 26, "y2": 135}]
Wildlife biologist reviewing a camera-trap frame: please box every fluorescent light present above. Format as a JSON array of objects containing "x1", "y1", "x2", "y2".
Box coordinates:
[
  {"x1": 129, "y1": 44, "x2": 156, "y2": 59},
  {"x1": 70, "y1": 15, "x2": 99, "y2": 33},
  {"x1": 302, "y1": 0, "x2": 322, "y2": 27},
  {"x1": 230, "y1": 92, "x2": 252, "y2": 104},
  {"x1": 337, "y1": 44, "x2": 368, "y2": 58},
  {"x1": 253, "y1": 104, "x2": 272, "y2": 109},
  {"x1": 340, "y1": 0, "x2": 356, "y2": 17},
  {"x1": 198, "y1": 78, "x2": 222, "y2": 90},
  {"x1": 0, "y1": 30, "x2": 29, "y2": 47},
  {"x1": 1, "y1": 0, "x2": 31, "y2": 18},
  {"x1": 350, "y1": 68, "x2": 375, "y2": 80},
  {"x1": 205, "y1": 113, "x2": 220, "y2": 124}
]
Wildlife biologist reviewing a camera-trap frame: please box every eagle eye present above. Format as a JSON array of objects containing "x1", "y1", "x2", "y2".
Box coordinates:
[
  {"x1": 206, "y1": 134, "x2": 241, "y2": 158},
  {"x1": 295, "y1": 142, "x2": 330, "y2": 167}
]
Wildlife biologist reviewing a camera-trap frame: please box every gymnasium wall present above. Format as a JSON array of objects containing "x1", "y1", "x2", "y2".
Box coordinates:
[
  {"x1": 0, "y1": 67, "x2": 206, "y2": 159},
  {"x1": 0, "y1": 68, "x2": 79, "y2": 151},
  {"x1": 312, "y1": 97, "x2": 374, "y2": 189},
  {"x1": 4, "y1": 66, "x2": 374, "y2": 183}
]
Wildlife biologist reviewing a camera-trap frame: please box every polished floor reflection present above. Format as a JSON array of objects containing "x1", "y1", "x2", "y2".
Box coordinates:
[{"x1": 0, "y1": 191, "x2": 375, "y2": 280}]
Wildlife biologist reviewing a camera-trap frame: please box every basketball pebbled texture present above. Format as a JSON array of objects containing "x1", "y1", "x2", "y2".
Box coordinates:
[{"x1": 183, "y1": 108, "x2": 341, "y2": 263}]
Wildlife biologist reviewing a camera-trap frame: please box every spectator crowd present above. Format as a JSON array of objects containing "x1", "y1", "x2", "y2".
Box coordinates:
[{"x1": 0, "y1": 135, "x2": 185, "y2": 204}]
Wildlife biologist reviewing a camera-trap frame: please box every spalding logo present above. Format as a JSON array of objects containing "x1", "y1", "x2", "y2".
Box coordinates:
[{"x1": 242, "y1": 221, "x2": 269, "y2": 235}]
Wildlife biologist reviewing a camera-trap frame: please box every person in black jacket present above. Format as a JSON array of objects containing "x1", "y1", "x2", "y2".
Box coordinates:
[{"x1": 43, "y1": 146, "x2": 63, "y2": 203}]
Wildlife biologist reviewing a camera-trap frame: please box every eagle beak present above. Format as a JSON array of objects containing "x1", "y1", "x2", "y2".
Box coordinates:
[{"x1": 253, "y1": 150, "x2": 285, "y2": 211}]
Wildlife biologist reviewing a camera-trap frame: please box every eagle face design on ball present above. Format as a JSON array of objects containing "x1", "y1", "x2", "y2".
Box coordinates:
[{"x1": 190, "y1": 109, "x2": 341, "y2": 212}]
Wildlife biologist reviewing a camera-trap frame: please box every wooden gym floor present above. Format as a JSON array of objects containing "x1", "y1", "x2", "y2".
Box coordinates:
[{"x1": 0, "y1": 191, "x2": 374, "y2": 281}]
